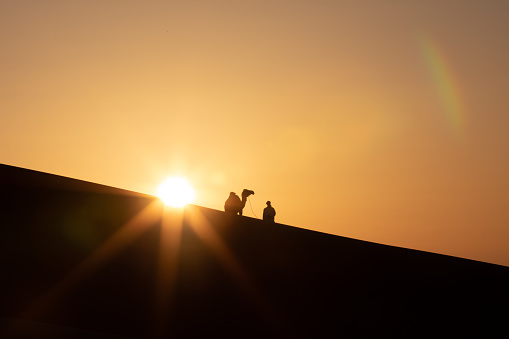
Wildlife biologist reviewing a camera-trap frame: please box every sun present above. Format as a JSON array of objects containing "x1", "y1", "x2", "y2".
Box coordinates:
[{"x1": 157, "y1": 177, "x2": 195, "y2": 207}]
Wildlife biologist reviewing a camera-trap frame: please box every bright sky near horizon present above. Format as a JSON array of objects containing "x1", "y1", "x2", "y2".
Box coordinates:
[{"x1": 2, "y1": 1, "x2": 509, "y2": 266}]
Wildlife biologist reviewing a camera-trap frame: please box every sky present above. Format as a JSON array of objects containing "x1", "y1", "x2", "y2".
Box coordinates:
[{"x1": 2, "y1": 1, "x2": 509, "y2": 266}]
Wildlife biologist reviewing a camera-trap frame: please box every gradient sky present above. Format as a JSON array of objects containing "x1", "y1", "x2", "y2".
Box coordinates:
[{"x1": 2, "y1": 1, "x2": 509, "y2": 266}]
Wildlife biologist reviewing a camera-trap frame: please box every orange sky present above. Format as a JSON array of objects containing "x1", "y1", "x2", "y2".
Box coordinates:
[{"x1": 2, "y1": 1, "x2": 509, "y2": 266}]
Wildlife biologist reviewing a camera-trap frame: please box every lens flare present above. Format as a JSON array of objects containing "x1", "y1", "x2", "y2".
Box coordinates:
[{"x1": 421, "y1": 35, "x2": 466, "y2": 140}]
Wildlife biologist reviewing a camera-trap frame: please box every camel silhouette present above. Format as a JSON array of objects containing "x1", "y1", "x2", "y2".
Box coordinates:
[{"x1": 224, "y1": 189, "x2": 254, "y2": 216}]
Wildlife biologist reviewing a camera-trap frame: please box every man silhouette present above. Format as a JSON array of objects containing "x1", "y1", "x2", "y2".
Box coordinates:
[{"x1": 263, "y1": 201, "x2": 276, "y2": 223}]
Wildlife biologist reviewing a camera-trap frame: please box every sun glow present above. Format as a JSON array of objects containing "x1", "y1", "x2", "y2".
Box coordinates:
[{"x1": 157, "y1": 177, "x2": 195, "y2": 207}]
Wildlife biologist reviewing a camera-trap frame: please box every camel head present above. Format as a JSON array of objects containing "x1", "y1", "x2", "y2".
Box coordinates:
[{"x1": 241, "y1": 189, "x2": 254, "y2": 200}]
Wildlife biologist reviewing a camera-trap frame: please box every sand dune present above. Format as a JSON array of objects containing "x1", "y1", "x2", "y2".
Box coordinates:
[{"x1": 1, "y1": 163, "x2": 508, "y2": 338}]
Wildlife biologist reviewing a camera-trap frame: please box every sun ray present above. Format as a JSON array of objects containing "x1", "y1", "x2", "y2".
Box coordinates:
[
  {"x1": 185, "y1": 207, "x2": 279, "y2": 325},
  {"x1": 18, "y1": 199, "x2": 163, "y2": 321},
  {"x1": 151, "y1": 205, "x2": 184, "y2": 338}
]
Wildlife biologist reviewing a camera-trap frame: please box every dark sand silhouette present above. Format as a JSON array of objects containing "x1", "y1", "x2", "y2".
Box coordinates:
[{"x1": 1, "y1": 163, "x2": 509, "y2": 338}]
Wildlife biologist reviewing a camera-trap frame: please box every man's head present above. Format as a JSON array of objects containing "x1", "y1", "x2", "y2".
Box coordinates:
[{"x1": 266, "y1": 201, "x2": 271, "y2": 206}]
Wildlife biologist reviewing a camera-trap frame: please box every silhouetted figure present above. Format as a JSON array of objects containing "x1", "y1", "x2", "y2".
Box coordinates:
[
  {"x1": 263, "y1": 201, "x2": 276, "y2": 222},
  {"x1": 224, "y1": 189, "x2": 255, "y2": 216}
]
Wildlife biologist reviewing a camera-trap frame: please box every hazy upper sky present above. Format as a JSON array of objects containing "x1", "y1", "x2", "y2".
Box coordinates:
[{"x1": 2, "y1": 1, "x2": 509, "y2": 266}]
